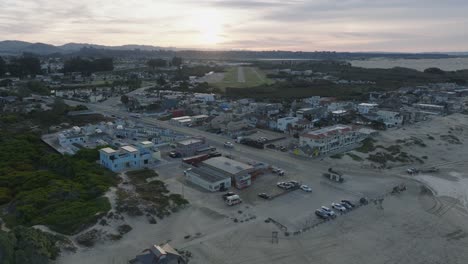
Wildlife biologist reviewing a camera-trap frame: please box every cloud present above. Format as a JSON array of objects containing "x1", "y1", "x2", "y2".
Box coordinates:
[{"x1": 0, "y1": 0, "x2": 467, "y2": 51}]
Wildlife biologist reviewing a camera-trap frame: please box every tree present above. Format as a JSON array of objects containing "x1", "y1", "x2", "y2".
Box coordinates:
[
  {"x1": 7, "y1": 56, "x2": 41, "y2": 78},
  {"x1": 424, "y1": 67, "x2": 444, "y2": 75},
  {"x1": 120, "y1": 95, "x2": 129, "y2": 105},
  {"x1": 147, "y1": 59, "x2": 166, "y2": 69},
  {"x1": 0, "y1": 56, "x2": 5, "y2": 77},
  {"x1": 171, "y1": 56, "x2": 183, "y2": 67},
  {"x1": 156, "y1": 75, "x2": 166, "y2": 86}
]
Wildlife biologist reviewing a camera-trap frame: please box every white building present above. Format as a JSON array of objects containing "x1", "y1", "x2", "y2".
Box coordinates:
[
  {"x1": 375, "y1": 110, "x2": 403, "y2": 127},
  {"x1": 194, "y1": 93, "x2": 215, "y2": 102},
  {"x1": 299, "y1": 125, "x2": 368, "y2": 156},
  {"x1": 169, "y1": 116, "x2": 192, "y2": 126},
  {"x1": 276, "y1": 117, "x2": 299, "y2": 132},
  {"x1": 357, "y1": 103, "x2": 378, "y2": 114}
]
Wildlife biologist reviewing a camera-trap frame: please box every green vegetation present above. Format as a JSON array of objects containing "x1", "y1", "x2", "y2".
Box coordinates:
[
  {"x1": 211, "y1": 67, "x2": 273, "y2": 90},
  {"x1": 63, "y1": 57, "x2": 113, "y2": 75},
  {"x1": 346, "y1": 153, "x2": 363, "y2": 161},
  {"x1": 0, "y1": 133, "x2": 116, "y2": 234},
  {"x1": 355, "y1": 138, "x2": 377, "y2": 153},
  {"x1": 221, "y1": 60, "x2": 468, "y2": 99},
  {"x1": 0, "y1": 226, "x2": 69, "y2": 264},
  {"x1": 4, "y1": 56, "x2": 41, "y2": 78},
  {"x1": 126, "y1": 169, "x2": 158, "y2": 185},
  {"x1": 117, "y1": 170, "x2": 188, "y2": 218}
]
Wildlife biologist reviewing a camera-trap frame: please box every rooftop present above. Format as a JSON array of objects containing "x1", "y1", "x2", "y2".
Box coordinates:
[
  {"x1": 202, "y1": 157, "x2": 253, "y2": 175},
  {"x1": 188, "y1": 167, "x2": 231, "y2": 183},
  {"x1": 121, "y1": 145, "x2": 138, "y2": 153},
  {"x1": 178, "y1": 138, "x2": 203, "y2": 146},
  {"x1": 100, "y1": 147, "x2": 117, "y2": 154},
  {"x1": 301, "y1": 124, "x2": 354, "y2": 139}
]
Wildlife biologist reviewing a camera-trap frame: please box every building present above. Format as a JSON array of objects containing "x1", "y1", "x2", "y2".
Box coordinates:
[
  {"x1": 175, "y1": 137, "x2": 209, "y2": 157},
  {"x1": 375, "y1": 110, "x2": 403, "y2": 127},
  {"x1": 184, "y1": 167, "x2": 231, "y2": 192},
  {"x1": 299, "y1": 125, "x2": 367, "y2": 156},
  {"x1": 357, "y1": 103, "x2": 378, "y2": 114},
  {"x1": 201, "y1": 157, "x2": 254, "y2": 189},
  {"x1": 129, "y1": 243, "x2": 185, "y2": 264},
  {"x1": 99, "y1": 142, "x2": 160, "y2": 172},
  {"x1": 276, "y1": 116, "x2": 299, "y2": 132},
  {"x1": 169, "y1": 116, "x2": 192, "y2": 126}
]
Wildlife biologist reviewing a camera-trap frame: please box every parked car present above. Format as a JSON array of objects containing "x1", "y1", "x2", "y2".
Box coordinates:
[
  {"x1": 258, "y1": 193, "x2": 271, "y2": 199},
  {"x1": 321, "y1": 206, "x2": 337, "y2": 218},
  {"x1": 224, "y1": 141, "x2": 234, "y2": 148},
  {"x1": 340, "y1": 202, "x2": 353, "y2": 210},
  {"x1": 315, "y1": 209, "x2": 330, "y2": 219},
  {"x1": 266, "y1": 144, "x2": 276, "y2": 149},
  {"x1": 331, "y1": 202, "x2": 347, "y2": 212},
  {"x1": 341, "y1": 200, "x2": 355, "y2": 208},
  {"x1": 277, "y1": 182, "x2": 292, "y2": 189},
  {"x1": 300, "y1": 185, "x2": 312, "y2": 192},
  {"x1": 279, "y1": 146, "x2": 287, "y2": 152},
  {"x1": 288, "y1": 180, "x2": 300, "y2": 186},
  {"x1": 169, "y1": 151, "x2": 181, "y2": 158},
  {"x1": 222, "y1": 192, "x2": 236, "y2": 200},
  {"x1": 277, "y1": 170, "x2": 285, "y2": 176}
]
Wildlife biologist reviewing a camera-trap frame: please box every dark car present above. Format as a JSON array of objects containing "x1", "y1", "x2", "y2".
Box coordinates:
[
  {"x1": 341, "y1": 200, "x2": 356, "y2": 208},
  {"x1": 258, "y1": 193, "x2": 271, "y2": 200},
  {"x1": 266, "y1": 144, "x2": 276, "y2": 149},
  {"x1": 340, "y1": 202, "x2": 352, "y2": 210},
  {"x1": 169, "y1": 151, "x2": 181, "y2": 158},
  {"x1": 222, "y1": 192, "x2": 236, "y2": 200},
  {"x1": 315, "y1": 209, "x2": 330, "y2": 219}
]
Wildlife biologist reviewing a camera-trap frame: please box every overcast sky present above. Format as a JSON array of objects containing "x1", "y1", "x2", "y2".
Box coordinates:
[{"x1": 1, "y1": 0, "x2": 467, "y2": 52}]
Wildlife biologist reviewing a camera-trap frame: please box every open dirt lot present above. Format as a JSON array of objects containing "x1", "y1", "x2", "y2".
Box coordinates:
[{"x1": 57, "y1": 114, "x2": 468, "y2": 264}]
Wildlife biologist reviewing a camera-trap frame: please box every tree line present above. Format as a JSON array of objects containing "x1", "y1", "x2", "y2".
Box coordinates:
[
  {"x1": 146, "y1": 56, "x2": 182, "y2": 69},
  {"x1": 63, "y1": 57, "x2": 113, "y2": 75}
]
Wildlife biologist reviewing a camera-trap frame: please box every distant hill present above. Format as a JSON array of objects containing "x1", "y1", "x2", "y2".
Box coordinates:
[
  {"x1": 0, "y1": 40, "x2": 177, "y2": 55},
  {"x1": 0, "y1": 40, "x2": 465, "y2": 60}
]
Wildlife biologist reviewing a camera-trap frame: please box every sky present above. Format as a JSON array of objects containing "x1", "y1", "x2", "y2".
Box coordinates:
[{"x1": 1, "y1": 0, "x2": 468, "y2": 52}]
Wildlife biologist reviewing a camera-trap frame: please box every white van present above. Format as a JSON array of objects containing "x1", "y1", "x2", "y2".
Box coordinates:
[{"x1": 225, "y1": 195, "x2": 242, "y2": 206}]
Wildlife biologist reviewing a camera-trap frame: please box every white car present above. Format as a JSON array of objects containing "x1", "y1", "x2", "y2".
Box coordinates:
[
  {"x1": 224, "y1": 141, "x2": 234, "y2": 148},
  {"x1": 300, "y1": 185, "x2": 312, "y2": 192},
  {"x1": 321, "y1": 206, "x2": 337, "y2": 217},
  {"x1": 331, "y1": 202, "x2": 347, "y2": 212}
]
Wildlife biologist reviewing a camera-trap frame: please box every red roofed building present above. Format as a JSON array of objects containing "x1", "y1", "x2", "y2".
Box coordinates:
[{"x1": 299, "y1": 124, "x2": 368, "y2": 156}]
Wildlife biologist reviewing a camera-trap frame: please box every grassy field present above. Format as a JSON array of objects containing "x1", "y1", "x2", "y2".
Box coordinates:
[{"x1": 211, "y1": 66, "x2": 274, "y2": 90}]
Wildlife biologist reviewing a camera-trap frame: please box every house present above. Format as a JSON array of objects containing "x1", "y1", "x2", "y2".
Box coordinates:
[
  {"x1": 299, "y1": 125, "x2": 368, "y2": 156},
  {"x1": 375, "y1": 110, "x2": 403, "y2": 127},
  {"x1": 357, "y1": 103, "x2": 378, "y2": 114},
  {"x1": 276, "y1": 117, "x2": 299, "y2": 132},
  {"x1": 99, "y1": 143, "x2": 159, "y2": 172},
  {"x1": 129, "y1": 243, "x2": 185, "y2": 264}
]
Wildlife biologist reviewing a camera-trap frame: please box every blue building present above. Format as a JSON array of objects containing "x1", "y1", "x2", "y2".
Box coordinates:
[{"x1": 99, "y1": 141, "x2": 160, "y2": 172}]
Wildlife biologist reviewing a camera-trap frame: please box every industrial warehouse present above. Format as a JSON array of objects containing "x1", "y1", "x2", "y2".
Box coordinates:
[{"x1": 183, "y1": 156, "x2": 255, "y2": 191}]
